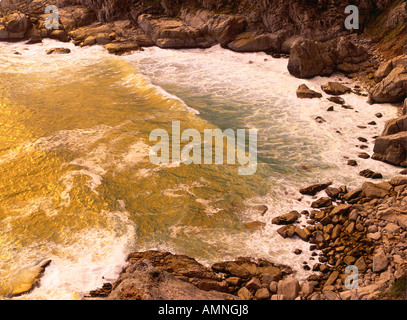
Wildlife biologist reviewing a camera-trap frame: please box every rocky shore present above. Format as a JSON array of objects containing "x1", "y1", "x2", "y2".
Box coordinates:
[
  {"x1": 0, "y1": 0, "x2": 406, "y2": 300},
  {"x1": 85, "y1": 174, "x2": 407, "y2": 300}
]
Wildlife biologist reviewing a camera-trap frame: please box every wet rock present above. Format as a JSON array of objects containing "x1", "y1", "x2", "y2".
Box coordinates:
[
  {"x1": 228, "y1": 31, "x2": 282, "y2": 53},
  {"x1": 103, "y1": 42, "x2": 141, "y2": 55},
  {"x1": 0, "y1": 11, "x2": 29, "y2": 40},
  {"x1": 321, "y1": 82, "x2": 351, "y2": 95},
  {"x1": 277, "y1": 225, "x2": 296, "y2": 239},
  {"x1": 311, "y1": 197, "x2": 332, "y2": 208},
  {"x1": 327, "y1": 96, "x2": 345, "y2": 105},
  {"x1": 272, "y1": 211, "x2": 300, "y2": 225},
  {"x1": 359, "y1": 169, "x2": 382, "y2": 179},
  {"x1": 347, "y1": 159, "x2": 358, "y2": 166},
  {"x1": 46, "y1": 47, "x2": 71, "y2": 54},
  {"x1": 373, "y1": 131, "x2": 407, "y2": 167},
  {"x1": 0, "y1": 260, "x2": 51, "y2": 298},
  {"x1": 358, "y1": 152, "x2": 370, "y2": 159},
  {"x1": 300, "y1": 182, "x2": 332, "y2": 196},
  {"x1": 325, "y1": 187, "x2": 340, "y2": 198},
  {"x1": 296, "y1": 84, "x2": 322, "y2": 99}
]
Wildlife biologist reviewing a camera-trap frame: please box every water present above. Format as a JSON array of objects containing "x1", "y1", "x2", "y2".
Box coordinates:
[{"x1": 0, "y1": 39, "x2": 400, "y2": 299}]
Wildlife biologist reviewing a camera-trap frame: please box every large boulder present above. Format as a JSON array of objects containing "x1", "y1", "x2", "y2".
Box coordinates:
[
  {"x1": 137, "y1": 14, "x2": 210, "y2": 49},
  {"x1": 0, "y1": 11, "x2": 29, "y2": 39},
  {"x1": 373, "y1": 131, "x2": 407, "y2": 167},
  {"x1": 287, "y1": 37, "x2": 368, "y2": 79},
  {"x1": 228, "y1": 31, "x2": 282, "y2": 52},
  {"x1": 180, "y1": 9, "x2": 245, "y2": 47},
  {"x1": 381, "y1": 115, "x2": 407, "y2": 136},
  {"x1": 287, "y1": 39, "x2": 336, "y2": 78},
  {"x1": 370, "y1": 55, "x2": 407, "y2": 103},
  {"x1": 321, "y1": 82, "x2": 351, "y2": 95}
]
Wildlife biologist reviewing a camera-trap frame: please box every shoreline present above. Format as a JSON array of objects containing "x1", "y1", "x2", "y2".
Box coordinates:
[
  {"x1": 0, "y1": 0, "x2": 406, "y2": 301},
  {"x1": 86, "y1": 174, "x2": 407, "y2": 300}
]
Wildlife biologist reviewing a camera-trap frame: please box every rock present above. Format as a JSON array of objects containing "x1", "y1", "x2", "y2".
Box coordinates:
[
  {"x1": 373, "y1": 250, "x2": 388, "y2": 273},
  {"x1": 375, "y1": 60, "x2": 393, "y2": 81},
  {"x1": 0, "y1": 260, "x2": 51, "y2": 297},
  {"x1": 180, "y1": 8, "x2": 245, "y2": 47},
  {"x1": 368, "y1": 231, "x2": 382, "y2": 241},
  {"x1": 370, "y1": 56, "x2": 407, "y2": 103},
  {"x1": 347, "y1": 160, "x2": 358, "y2": 166},
  {"x1": 137, "y1": 14, "x2": 210, "y2": 49},
  {"x1": 225, "y1": 277, "x2": 241, "y2": 286},
  {"x1": 246, "y1": 277, "x2": 262, "y2": 291},
  {"x1": 403, "y1": 98, "x2": 407, "y2": 115},
  {"x1": 315, "y1": 116, "x2": 326, "y2": 124},
  {"x1": 46, "y1": 48, "x2": 71, "y2": 55},
  {"x1": 277, "y1": 279, "x2": 299, "y2": 300},
  {"x1": 294, "y1": 227, "x2": 312, "y2": 241},
  {"x1": 343, "y1": 189, "x2": 362, "y2": 201},
  {"x1": 358, "y1": 152, "x2": 370, "y2": 159},
  {"x1": 269, "y1": 281, "x2": 278, "y2": 294},
  {"x1": 287, "y1": 38, "x2": 367, "y2": 79},
  {"x1": 381, "y1": 115, "x2": 407, "y2": 136},
  {"x1": 301, "y1": 282, "x2": 316, "y2": 296},
  {"x1": 228, "y1": 31, "x2": 282, "y2": 52},
  {"x1": 103, "y1": 42, "x2": 141, "y2": 55},
  {"x1": 390, "y1": 176, "x2": 407, "y2": 186},
  {"x1": 294, "y1": 249, "x2": 302, "y2": 255},
  {"x1": 362, "y1": 182, "x2": 390, "y2": 199},
  {"x1": 375, "y1": 113, "x2": 383, "y2": 119},
  {"x1": 270, "y1": 294, "x2": 286, "y2": 300},
  {"x1": 384, "y1": 223, "x2": 401, "y2": 234},
  {"x1": 327, "y1": 106, "x2": 334, "y2": 112},
  {"x1": 300, "y1": 182, "x2": 332, "y2": 196},
  {"x1": 0, "y1": 11, "x2": 29, "y2": 40},
  {"x1": 373, "y1": 131, "x2": 407, "y2": 167},
  {"x1": 237, "y1": 287, "x2": 253, "y2": 300},
  {"x1": 355, "y1": 257, "x2": 367, "y2": 273},
  {"x1": 325, "y1": 187, "x2": 340, "y2": 198},
  {"x1": 277, "y1": 225, "x2": 296, "y2": 239},
  {"x1": 287, "y1": 39, "x2": 336, "y2": 78},
  {"x1": 327, "y1": 96, "x2": 345, "y2": 104},
  {"x1": 254, "y1": 205, "x2": 268, "y2": 216},
  {"x1": 321, "y1": 82, "x2": 351, "y2": 95},
  {"x1": 272, "y1": 211, "x2": 300, "y2": 225},
  {"x1": 244, "y1": 221, "x2": 266, "y2": 230},
  {"x1": 359, "y1": 169, "x2": 383, "y2": 179},
  {"x1": 330, "y1": 204, "x2": 352, "y2": 216},
  {"x1": 325, "y1": 271, "x2": 339, "y2": 286},
  {"x1": 323, "y1": 290, "x2": 340, "y2": 300},
  {"x1": 211, "y1": 258, "x2": 290, "y2": 281},
  {"x1": 311, "y1": 197, "x2": 332, "y2": 208},
  {"x1": 296, "y1": 84, "x2": 322, "y2": 99},
  {"x1": 254, "y1": 288, "x2": 271, "y2": 300}
]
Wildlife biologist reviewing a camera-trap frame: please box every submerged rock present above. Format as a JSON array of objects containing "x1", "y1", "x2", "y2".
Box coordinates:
[{"x1": 0, "y1": 260, "x2": 51, "y2": 298}]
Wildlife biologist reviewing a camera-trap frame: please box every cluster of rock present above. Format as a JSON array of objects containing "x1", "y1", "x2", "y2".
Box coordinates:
[
  {"x1": 272, "y1": 177, "x2": 407, "y2": 300},
  {"x1": 88, "y1": 174, "x2": 407, "y2": 300},
  {"x1": 86, "y1": 251, "x2": 295, "y2": 300}
]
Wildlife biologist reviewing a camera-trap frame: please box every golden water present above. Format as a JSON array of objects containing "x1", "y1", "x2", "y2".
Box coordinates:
[{"x1": 0, "y1": 43, "x2": 269, "y2": 298}]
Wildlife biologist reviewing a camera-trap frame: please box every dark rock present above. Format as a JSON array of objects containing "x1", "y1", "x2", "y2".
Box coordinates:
[
  {"x1": 300, "y1": 182, "x2": 332, "y2": 196},
  {"x1": 327, "y1": 96, "x2": 345, "y2": 105}
]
